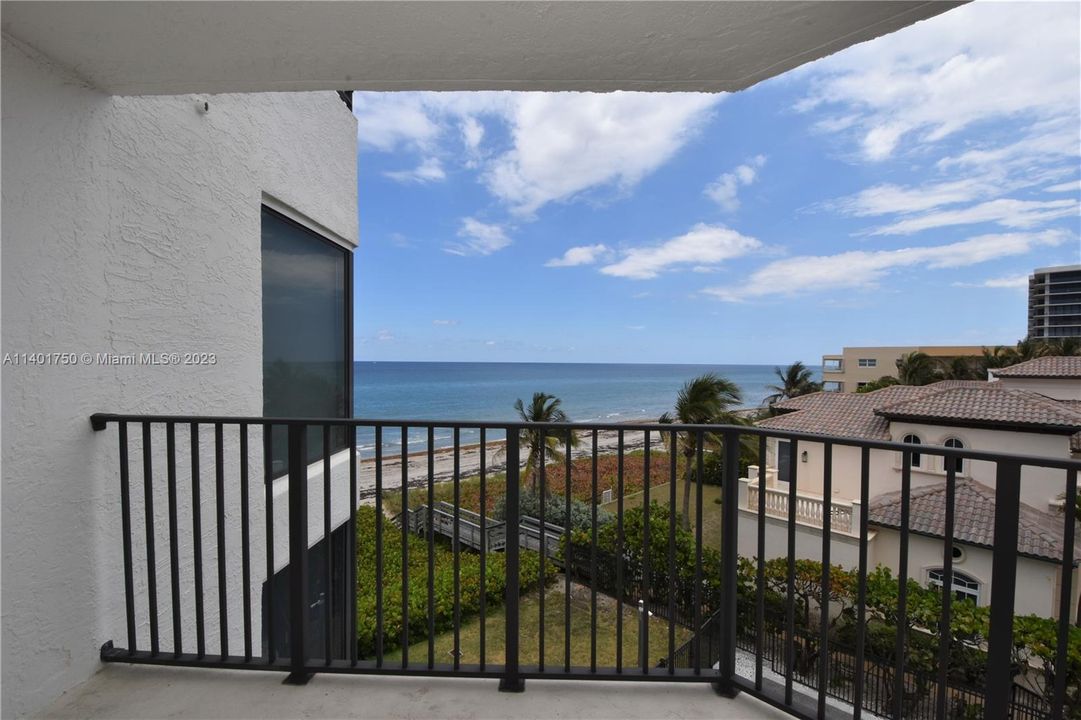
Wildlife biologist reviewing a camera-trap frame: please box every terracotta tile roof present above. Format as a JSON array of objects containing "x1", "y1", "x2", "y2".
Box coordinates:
[
  {"x1": 759, "y1": 382, "x2": 991, "y2": 440},
  {"x1": 991, "y1": 356, "x2": 1081, "y2": 379},
  {"x1": 759, "y1": 380, "x2": 1081, "y2": 439},
  {"x1": 875, "y1": 386, "x2": 1081, "y2": 431},
  {"x1": 868, "y1": 478, "x2": 1080, "y2": 563}
]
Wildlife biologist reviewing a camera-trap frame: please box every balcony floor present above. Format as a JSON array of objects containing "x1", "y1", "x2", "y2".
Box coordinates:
[{"x1": 37, "y1": 664, "x2": 788, "y2": 720}]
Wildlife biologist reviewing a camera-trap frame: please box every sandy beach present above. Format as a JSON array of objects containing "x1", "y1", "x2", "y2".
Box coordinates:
[{"x1": 355, "y1": 422, "x2": 670, "y2": 501}]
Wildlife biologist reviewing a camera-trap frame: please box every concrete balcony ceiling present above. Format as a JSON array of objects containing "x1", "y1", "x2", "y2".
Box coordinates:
[{"x1": 2, "y1": 1, "x2": 963, "y2": 95}]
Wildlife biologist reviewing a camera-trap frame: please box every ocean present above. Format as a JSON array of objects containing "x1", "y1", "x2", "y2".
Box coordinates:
[{"x1": 353, "y1": 361, "x2": 815, "y2": 454}]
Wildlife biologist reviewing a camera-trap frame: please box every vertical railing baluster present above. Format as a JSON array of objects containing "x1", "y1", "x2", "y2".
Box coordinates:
[
  {"x1": 143, "y1": 422, "x2": 160, "y2": 656},
  {"x1": 214, "y1": 423, "x2": 228, "y2": 658},
  {"x1": 284, "y1": 423, "x2": 311, "y2": 684},
  {"x1": 935, "y1": 462, "x2": 957, "y2": 719},
  {"x1": 784, "y1": 438, "x2": 799, "y2": 706},
  {"x1": 119, "y1": 421, "x2": 136, "y2": 654},
  {"x1": 166, "y1": 422, "x2": 182, "y2": 655},
  {"x1": 616, "y1": 428, "x2": 625, "y2": 673},
  {"x1": 539, "y1": 431, "x2": 547, "y2": 671},
  {"x1": 263, "y1": 424, "x2": 275, "y2": 663},
  {"x1": 591, "y1": 429, "x2": 599, "y2": 674},
  {"x1": 818, "y1": 442, "x2": 833, "y2": 717},
  {"x1": 564, "y1": 427, "x2": 572, "y2": 673},
  {"x1": 499, "y1": 428, "x2": 524, "y2": 692},
  {"x1": 985, "y1": 460, "x2": 1022, "y2": 720},
  {"x1": 349, "y1": 424, "x2": 358, "y2": 667},
  {"x1": 641, "y1": 430, "x2": 651, "y2": 674},
  {"x1": 853, "y1": 445, "x2": 870, "y2": 720},
  {"x1": 479, "y1": 428, "x2": 487, "y2": 671},
  {"x1": 693, "y1": 430, "x2": 703, "y2": 674},
  {"x1": 400, "y1": 426, "x2": 409, "y2": 669},
  {"x1": 240, "y1": 423, "x2": 252, "y2": 662},
  {"x1": 426, "y1": 426, "x2": 435, "y2": 670},
  {"x1": 717, "y1": 429, "x2": 741, "y2": 696},
  {"x1": 323, "y1": 424, "x2": 332, "y2": 665},
  {"x1": 1052, "y1": 468, "x2": 1078, "y2": 719},
  {"x1": 191, "y1": 422, "x2": 206, "y2": 659},
  {"x1": 755, "y1": 434, "x2": 767, "y2": 691},
  {"x1": 894, "y1": 449, "x2": 912, "y2": 720},
  {"x1": 667, "y1": 430, "x2": 677, "y2": 675},
  {"x1": 453, "y1": 427, "x2": 461, "y2": 672},
  {"x1": 374, "y1": 426, "x2": 384, "y2": 668}
]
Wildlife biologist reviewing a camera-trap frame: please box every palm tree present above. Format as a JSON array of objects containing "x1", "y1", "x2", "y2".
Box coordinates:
[
  {"x1": 658, "y1": 373, "x2": 743, "y2": 530},
  {"x1": 764, "y1": 361, "x2": 822, "y2": 405},
  {"x1": 895, "y1": 351, "x2": 940, "y2": 386},
  {"x1": 980, "y1": 345, "x2": 1020, "y2": 371},
  {"x1": 942, "y1": 356, "x2": 982, "y2": 381},
  {"x1": 513, "y1": 392, "x2": 578, "y2": 494}
]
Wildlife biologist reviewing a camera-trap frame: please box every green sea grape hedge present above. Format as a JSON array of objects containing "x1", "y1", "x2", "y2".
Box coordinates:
[
  {"x1": 492, "y1": 489, "x2": 613, "y2": 532},
  {"x1": 561, "y1": 504, "x2": 725, "y2": 621},
  {"x1": 354, "y1": 505, "x2": 555, "y2": 659}
]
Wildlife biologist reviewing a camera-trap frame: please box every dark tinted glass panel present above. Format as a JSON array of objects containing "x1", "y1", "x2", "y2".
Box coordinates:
[{"x1": 261, "y1": 206, "x2": 349, "y2": 470}]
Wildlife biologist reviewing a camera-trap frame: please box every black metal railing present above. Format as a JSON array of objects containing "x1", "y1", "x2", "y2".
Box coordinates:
[{"x1": 89, "y1": 414, "x2": 1080, "y2": 720}]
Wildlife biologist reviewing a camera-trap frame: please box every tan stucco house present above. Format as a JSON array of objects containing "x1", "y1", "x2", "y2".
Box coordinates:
[{"x1": 738, "y1": 355, "x2": 1081, "y2": 621}]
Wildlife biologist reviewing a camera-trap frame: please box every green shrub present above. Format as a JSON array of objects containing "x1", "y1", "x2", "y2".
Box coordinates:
[
  {"x1": 562, "y1": 504, "x2": 722, "y2": 619},
  {"x1": 354, "y1": 505, "x2": 554, "y2": 658},
  {"x1": 492, "y1": 489, "x2": 613, "y2": 532}
]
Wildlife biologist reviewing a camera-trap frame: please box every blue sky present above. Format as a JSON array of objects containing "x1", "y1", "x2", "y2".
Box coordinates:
[{"x1": 353, "y1": 2, "x2": 1080, "y2": 365}]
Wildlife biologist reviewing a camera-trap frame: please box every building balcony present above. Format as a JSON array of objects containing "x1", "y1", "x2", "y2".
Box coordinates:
[{"x1": 77, "y1": 414, "x2": 1080, "y2": 720}]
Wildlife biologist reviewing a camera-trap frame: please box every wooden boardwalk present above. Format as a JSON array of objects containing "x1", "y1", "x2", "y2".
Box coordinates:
[{"x1": 399, "y1": 502, "x2": 566, "y2": 559}]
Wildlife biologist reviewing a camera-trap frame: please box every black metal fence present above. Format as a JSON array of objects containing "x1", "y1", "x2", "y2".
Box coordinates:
[{"x1": 88, "y1": 414, "x2": 1080, "y2": 720}]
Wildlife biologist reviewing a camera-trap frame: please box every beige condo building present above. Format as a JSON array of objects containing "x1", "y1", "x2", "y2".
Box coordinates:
[{"x1": 820, "y1": 345, "x2": 990, "y2": 392}]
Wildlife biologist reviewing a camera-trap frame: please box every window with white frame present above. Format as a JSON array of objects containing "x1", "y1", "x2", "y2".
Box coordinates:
[
  {"x1": 902, "y1": 434, "x2": 922, "y2": 468},
  {"x1": 928, "y1": 568, "x2": 981, "y2": 604},
  {"x1": 943, "y1": 438, "x2": 964, "y2": 474},
  {"x1": 858, "y1": 358, "x2": 878, "y2": 367}
]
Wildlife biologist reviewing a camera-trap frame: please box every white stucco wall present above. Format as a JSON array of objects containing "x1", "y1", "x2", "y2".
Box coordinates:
[
  {"x1": 1, "y1": 34, "x2": 357, "y2": 718},
  {"x1": 765, "y1": 424, "x2": 1073, "y2": 511},
  {"x1": 870, "y1": 530, "x2": 1080, "y2": 622},
  {"x1": 995, "y1": 376, "x2": 1081, "y2": 401}
]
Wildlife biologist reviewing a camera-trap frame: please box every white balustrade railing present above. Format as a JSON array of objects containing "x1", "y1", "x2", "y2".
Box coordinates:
[{"x1": 746, "y1": 482, "x2": 854, "y2": 534}]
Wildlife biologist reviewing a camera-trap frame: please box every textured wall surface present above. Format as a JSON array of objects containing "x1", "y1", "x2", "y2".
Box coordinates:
[{"x1": 1, "y1": 34, "x2": 356, "y2": 717}]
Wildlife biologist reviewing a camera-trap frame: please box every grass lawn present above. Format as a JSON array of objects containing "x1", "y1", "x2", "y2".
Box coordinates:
[
  {"x1": 383, "y1": 578, "x2": 692, "y2": 669},
  {"x1": 604, "y1": 476, "x2": 723, "y2": 552}
]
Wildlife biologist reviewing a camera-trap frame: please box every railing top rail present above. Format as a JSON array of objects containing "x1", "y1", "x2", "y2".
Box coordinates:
[{"x1": 88, "y1": 413, "x2": 1081, "y2": 471}]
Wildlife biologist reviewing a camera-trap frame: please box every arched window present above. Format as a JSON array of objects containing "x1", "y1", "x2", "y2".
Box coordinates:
[
  {"x1": 944, "y1": 438, "x2": 964, "y2": 474},
  {"x1": 902, "y1": 434, "x2": 922, "y2": 468},
  {"x1": 928, "y1": 568, "x2": 980, "y2": 604}
]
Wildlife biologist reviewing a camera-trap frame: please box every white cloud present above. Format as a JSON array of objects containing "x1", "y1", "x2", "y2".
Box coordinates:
[
  {"x1": 1046, "y1": 179, "x2": 1081, "y2": 194},
  {"x1": 384, "y1": 157, "x2": 446, "y2": 184},
  {"x1": 705, "y1": 230, "x2": 1069, "y2": 301},
  {"x1": 443, "y1": 218, "x2": 512, "y2": 256},
  {"x1": 831, "y1": 177, "x2": 999, "y2": 217},
  {"x1": 354, "y1": 94, "x2": 442, "y2": 151},
  {"x1": 867, "y1": 198, "x2": 1079, "y2": 236},
  {"x1": 376, "y1": 329, "x2": 396, "y2": 342},
  {"x1": 626, "y1": 325, "x2": 646, "y2": 331},
  {"x1": 432, "y1": 319, "x2": 460, "y2": 326},
  {"x1": 600, "y1": 223, "x2": 762, "y2": 280},
  {"x1": 545, "y1": 244, "x2": 611, "y2": 268},
  {"x1": 795, "y1": 3, "x2": 1080, "y2": 161},
  {"x1": 704, "y1": 156, "x2": 766, "y2": 212},
  {"x1": 461, "y1": 117, "x2": 484, "y2": 152},
  {"x1": 357, "y1": 91, "x2": 720, "y2": 216},
  {"x1": 952, "y1": 275, "x2": 1030, "y2": 289}
]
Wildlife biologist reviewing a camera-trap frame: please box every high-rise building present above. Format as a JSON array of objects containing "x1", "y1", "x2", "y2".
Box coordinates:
[{"x1": 1028, "y1": 264, "x2": 1081, "y2": 339}]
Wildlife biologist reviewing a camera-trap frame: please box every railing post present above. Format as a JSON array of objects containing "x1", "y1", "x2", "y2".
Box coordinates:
[
  {"x1": 985, "y1": 459, "x2": 1022, "y2": 720},
  {"x1": 714, "y1": 429, "x2": 741, "y2": 697},
  {"x1": 284, "y1": 423, "x2": 312, "y2": 685},
  {"x1": 499, "y1": 427, "x2": 524, "y2": 692}
]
